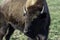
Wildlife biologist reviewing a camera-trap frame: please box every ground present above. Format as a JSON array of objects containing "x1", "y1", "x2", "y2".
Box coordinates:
[{"x1": 0, "y1": 0, "x2": 60, "y2": 40}]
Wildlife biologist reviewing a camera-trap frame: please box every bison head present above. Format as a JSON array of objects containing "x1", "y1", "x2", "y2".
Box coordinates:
[{"x1": 23, "y1": 0, "x2": 44, "y2": 34}]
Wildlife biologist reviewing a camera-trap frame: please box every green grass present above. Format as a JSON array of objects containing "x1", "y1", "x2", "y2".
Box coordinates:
[
  {"x1": 0, "y1": 0, "x2": 60, "y2": 40},
  {"x1": 47, "y1": 0, "x2": 60, "y2": 40}
]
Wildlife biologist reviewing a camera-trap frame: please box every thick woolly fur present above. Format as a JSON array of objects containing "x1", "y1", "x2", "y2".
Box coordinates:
[
  {"x1": 0, "y1": 0, "x2": 50, "y2": 40},
  {"x1": 0, "y1": 0, "x2": 27, "y2": 40},
  {"x1": 0, "y1": 0, "x2": 27, "y2": 30},
  {"x1": 26, "y1": 0, "x2": 43, "y2": 8},
  {"x1": 0, "y1": 0, "x2": 44, "y2": 31}
]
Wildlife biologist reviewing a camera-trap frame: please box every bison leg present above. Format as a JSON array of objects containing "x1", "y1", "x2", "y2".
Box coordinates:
[
  {"x1": 5, "y1": 24, "x2": 15, "y2": 40},
  {"x1": 0, "y1": 32, "x2": 4, "y2": 40},
  {"x1": 0, "y1": 21, "x2": 8, "y2": 40},
  {"x1": 0, "y1": 25, "x2": 8, "y2": 40}
]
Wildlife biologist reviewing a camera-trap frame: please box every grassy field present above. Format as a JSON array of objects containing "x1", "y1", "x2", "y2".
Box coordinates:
[
  {"x1": 47, "y1": 0, "x2": 60, "y2": 40},
  {"x1": 0, "y1": 0, "x2": 60, "y2": 40}
]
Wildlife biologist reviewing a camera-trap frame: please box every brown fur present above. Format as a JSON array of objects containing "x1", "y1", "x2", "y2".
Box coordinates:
[
  {"x1": 24, "y1": 0, "x2": 44, "y2": 22},
  {"x1": 0, "y1": 0, "x2": 44, "y2": 40},
  {"x1": 26, "y1": 0, "x2": 43, "y2": 10},
  {"x1": 0, "y1": 0, "x2": 27, "y2": 40},
  {"x1": 0, "y1": 0, "x2": 27, "y2": 28},
  {"x1": 0, "y1": 0, "x2": 43, "y2": 30}
]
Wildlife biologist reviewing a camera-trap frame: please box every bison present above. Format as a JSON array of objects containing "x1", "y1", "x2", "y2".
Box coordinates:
[{"x1": 0, "y1": 0, "x2": 50, "y2": 40}]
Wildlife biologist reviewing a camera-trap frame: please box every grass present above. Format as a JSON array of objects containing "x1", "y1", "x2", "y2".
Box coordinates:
[
  {"x1": 47, "y1": 0, "x2": 60, "y2": 40},
  {"x1": 0, "y1": 0, "x2": 60, "y2": 40}
]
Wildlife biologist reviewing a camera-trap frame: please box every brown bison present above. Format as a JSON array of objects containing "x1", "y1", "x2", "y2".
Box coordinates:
[{"x1": 0, "y1": 0, "x2": 50, "y2": 40}]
